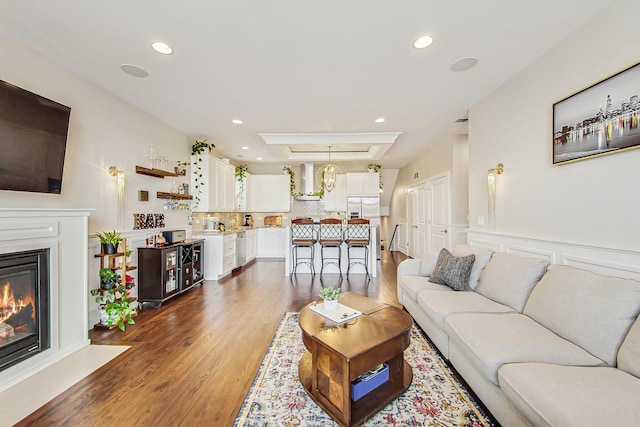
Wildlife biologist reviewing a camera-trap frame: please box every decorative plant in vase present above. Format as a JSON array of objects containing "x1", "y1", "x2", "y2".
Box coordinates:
[
  {"x1": 95, "y1": 230, "x2": 121, "y2": 254},
  {"x1": 190, "y1": 138, "x2": 215, "y2": 210},
  {"x1": 319, "y1": 286, "x2": 341, "y2": 310},
  {"x1": 366, "y1": 163, "x2": 382, "y2": 173},
  {"x1": 99, "y1": 267, "x2": 119, "y2": 290}
]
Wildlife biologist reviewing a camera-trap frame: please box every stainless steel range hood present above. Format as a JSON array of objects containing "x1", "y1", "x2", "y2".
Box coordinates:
[{"x1": 295, "y1": 163, "x2": 321, "y2": 201}]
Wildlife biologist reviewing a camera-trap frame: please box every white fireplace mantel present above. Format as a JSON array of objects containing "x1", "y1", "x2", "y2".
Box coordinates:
[{"x1": 0, "y1": 208, "x2": 92, "y2": 392}]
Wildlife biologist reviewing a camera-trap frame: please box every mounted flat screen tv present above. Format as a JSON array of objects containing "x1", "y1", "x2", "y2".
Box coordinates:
[{"x1": 0, "y1": 80, "x2": 71, "y2": 194}]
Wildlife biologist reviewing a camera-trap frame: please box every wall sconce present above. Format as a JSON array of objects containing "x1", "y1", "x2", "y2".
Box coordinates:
[
  {"x1": 109, "y1": 166, "x2": 126, "y2": 226},
  {"x1": 487, "y1": 163, "x2": 504, "y2": 228}
]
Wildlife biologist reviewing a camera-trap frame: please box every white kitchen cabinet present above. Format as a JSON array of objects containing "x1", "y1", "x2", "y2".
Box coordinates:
[
  {"x1": 323, "y1": 174, "x2": 346, "y2": 212},
  {"x1": 191, "y1": 154, "x2": 236, "y2": 212},
  {"x1": 246, "y1": 229, "x2": 257, "y2": 262},
  {"x1": 257, "y1": 227, "x2": 286, "y2": 258},
  {"x1": 197, "y1": 233, "x2": 237, "y2": 280},
  {"x1": 346, "y1": 172, "x2": 379, "y2": 196},
  {"x1": 247, "y1": 174, "x2": 290, "y2": 212}
]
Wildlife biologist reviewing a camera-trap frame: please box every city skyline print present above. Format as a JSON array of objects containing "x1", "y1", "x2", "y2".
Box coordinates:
[{"x1": 553, "y1": 61, "x2": 640, "y2": 165}]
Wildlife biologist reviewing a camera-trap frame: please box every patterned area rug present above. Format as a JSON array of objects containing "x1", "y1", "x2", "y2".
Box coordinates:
[{"x1": 234, "y1": 312, "x2": 493, "y2": 426}]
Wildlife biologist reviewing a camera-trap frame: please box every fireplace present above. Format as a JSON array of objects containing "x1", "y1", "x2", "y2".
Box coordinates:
[{"x1": 0, "y1": 249, "x2": 50, "y2": 372}]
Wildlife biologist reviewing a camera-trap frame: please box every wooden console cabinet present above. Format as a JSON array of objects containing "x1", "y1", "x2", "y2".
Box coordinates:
[{"x1": 137, "y1": 240, "x2": 204, "y2": 306}]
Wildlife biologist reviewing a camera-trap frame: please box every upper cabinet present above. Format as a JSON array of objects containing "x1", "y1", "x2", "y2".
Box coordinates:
[
  {"x1": 323, "y1": 174, "x2": 346, "y2": 211},
  {"x1": 247, "y1": 174, "x2": 290, "y2": 212},
  {"x1": 346, "y1": 172, "x2": 379, "y2": 196},
  {"x1": 191, "y1": 154, "x2": 236, "y2": 212}
]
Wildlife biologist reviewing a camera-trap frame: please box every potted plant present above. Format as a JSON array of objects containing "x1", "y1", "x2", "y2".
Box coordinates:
[
  {"x1": 96, "y1": 230, "x2": 121, "y2": 254},
  {"x1": 99, "y1": 267, "x2": 119, "y2": 290},
  {"x1": 175, "y1": 160, "x2": 189, "y2": 176},
  {"x1": 91, "y1": 273, "x2": 136, "y2": 331},
  {"x1": 366, "y1": 163, "x2": 382, "y2": 173},
  {"x1": 91, "y1": 289, "x2": 115, "y2": 325},
  {"x1": 319, "y1": 286, "x2": 341, "y2": 310}
]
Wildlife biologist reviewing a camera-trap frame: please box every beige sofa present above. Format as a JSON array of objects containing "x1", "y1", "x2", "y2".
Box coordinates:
[{"x1": 397, "y1": 245, "x2": 640, "y2": 426}]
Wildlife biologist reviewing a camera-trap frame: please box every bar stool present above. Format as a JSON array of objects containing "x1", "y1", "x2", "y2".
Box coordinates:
[
  {"x1": 318, "y1": 218, "x2": 343, "y2": 276},
  {"x1": 345, "y1": 218, "x2": 371, "y2": 279},
  {"x1": 291, "y1": 218, "x2": 317, "y2": 276}
]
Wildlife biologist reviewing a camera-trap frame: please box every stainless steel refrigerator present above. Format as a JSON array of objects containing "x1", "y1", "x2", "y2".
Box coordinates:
[{"x1": 347, "y1": 197, "x2": 381, "y2": 260}]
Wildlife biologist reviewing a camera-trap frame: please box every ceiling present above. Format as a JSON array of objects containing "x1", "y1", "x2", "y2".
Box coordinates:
[{"x1": 0, "y1": 0, "x2": 615, "y2": 169}]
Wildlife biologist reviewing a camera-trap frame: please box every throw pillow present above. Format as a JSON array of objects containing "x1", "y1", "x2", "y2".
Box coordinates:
[
  {"x1": 430, "y1": 248, "x2": 475, "y2": 291},
  {"x1": 419, "y1": 250, "x2": 439, "y2": 277}
]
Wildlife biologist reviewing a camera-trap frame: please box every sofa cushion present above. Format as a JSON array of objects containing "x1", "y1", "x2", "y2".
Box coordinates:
[
  {"x1": 452, "y1": 245, "x2": 495, "y2": 290},
  {"x1": 445, "y1": 312, "x2": 605, "y2": 385},
  {"x1": 617, "y1": 314, "x2": 640, "y2": 378},
  {"x1": 399, "y1": 275, "x2": 452, "y2": 301},
  {"x1": 430, "y1": 248, "x2": 475, "y2": 291},
  {"x1": 417, "y1": 290, "x2": 514, "y2": 329},
  {"x1": 499, "y1": 363, "x2": 640, "y2": 427},
  {"x1": 475, "y1": 252, "x2": 549, "y2": 312},
  {"x1": 524, "y1": 264, "x2": 640, "y2": 367},
  {"x1": 419, "y1": 250, "x2": 439, "y2": 277}
]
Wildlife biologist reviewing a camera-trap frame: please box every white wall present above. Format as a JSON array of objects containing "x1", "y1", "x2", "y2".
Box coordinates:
[
  {"x1": 0, "y1": 35, "x2": 192, "y2": 234},
  {"x1": 468, "y1": 0, "x2": 640, "y2": 252}
]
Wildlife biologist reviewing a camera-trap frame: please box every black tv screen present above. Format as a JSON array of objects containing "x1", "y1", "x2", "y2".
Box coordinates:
[{"x1": 0, "y1": 80, "x2": 71, "y2": 194}]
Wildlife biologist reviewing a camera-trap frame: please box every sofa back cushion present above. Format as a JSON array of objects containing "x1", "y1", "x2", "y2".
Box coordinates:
[
  {"x1": 524, "y1": 264, "x2": 640, "y2": 367},
  {"x1": 453, "y1": 245, "x2": 494, "y2": 290},
  {"x1": 475, "y1": 252, "x2": 549, "y2": 312},
  {"x1": 617, "y1": 314, "x2": 640, "y2": 378},
  {"x1": 419, "y1": 249, "x2": 439, "y2": 277}
]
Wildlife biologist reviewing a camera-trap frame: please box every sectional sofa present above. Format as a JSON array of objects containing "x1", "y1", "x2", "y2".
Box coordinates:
[{"x1": 397, "y1": 245, "x2": 640, "y2": 426}]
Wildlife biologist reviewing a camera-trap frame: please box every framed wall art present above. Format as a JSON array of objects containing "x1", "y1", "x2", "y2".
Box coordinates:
[{"x1": 552, "y1": 62, "x2": 640, "y2": 165}]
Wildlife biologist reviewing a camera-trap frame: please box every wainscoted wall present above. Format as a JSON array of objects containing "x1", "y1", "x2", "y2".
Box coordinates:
[{"x1": 467, "y1": 231, "x2": 640, "y2": 281}]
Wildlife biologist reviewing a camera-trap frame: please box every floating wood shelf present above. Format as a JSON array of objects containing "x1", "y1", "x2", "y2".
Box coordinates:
[
  {"x1": 136, "y1": 165, "x2": 178, "y2": 178},
  {"x1": 157, "y1": 192, "x2": 193, "y2": 200}
]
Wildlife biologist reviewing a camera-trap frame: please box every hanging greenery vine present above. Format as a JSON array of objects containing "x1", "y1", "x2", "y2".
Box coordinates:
[
  {"x1": 191, "y1": 138, "x2": 215, "y2": 210},
  {"x1": 282, "y1": 166, "x2": 295, "y2": 195}
]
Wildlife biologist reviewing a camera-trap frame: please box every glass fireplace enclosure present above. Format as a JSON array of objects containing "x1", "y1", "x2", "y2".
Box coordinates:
[{"x1": 0, "y1": 249, "x2": 50, "y2": 372}]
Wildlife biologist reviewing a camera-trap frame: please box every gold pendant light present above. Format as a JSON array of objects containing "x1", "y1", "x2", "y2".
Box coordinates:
[{"x1": 319, "y1": 146, "x2": 338, "y2": 192}]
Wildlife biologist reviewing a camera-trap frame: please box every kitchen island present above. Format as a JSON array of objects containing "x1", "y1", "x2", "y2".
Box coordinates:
[{"x1": 284, "y1": 225, "x2": 377, "y2": 277}]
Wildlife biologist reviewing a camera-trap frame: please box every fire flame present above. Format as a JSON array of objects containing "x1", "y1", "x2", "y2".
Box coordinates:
[{"x1": 1, "y1": 281, "x2": 27, "y2": 323}]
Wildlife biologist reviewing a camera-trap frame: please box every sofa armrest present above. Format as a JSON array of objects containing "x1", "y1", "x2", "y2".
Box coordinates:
[{"x1": 397, "y1": 258, "x2": 423, "y2": 303}]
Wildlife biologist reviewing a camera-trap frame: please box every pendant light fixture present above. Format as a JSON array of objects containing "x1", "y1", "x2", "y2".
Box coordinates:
[{"x1": 318, "y1": 146, "x2": 340, "y2": 193}]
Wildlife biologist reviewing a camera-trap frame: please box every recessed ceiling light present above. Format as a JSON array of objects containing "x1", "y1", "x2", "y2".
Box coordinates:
[
  {"x1": 256, "y1": 157, "x2": 262, "y2": 161},
  {"x1": 241, "y1": 146, "x2": 249, "y2": 150},
  {"x1": 413, "y1": 35, "x2": 434, "y2": 49},
  {"x1": 120, "y1": 64, "x2": 149, "y2": 78},
  {"x1": 375, "y1": 117, "x2": 386, "y2": 123},
  {"x1": 151, "y1": 41, "x2": 173, "y2": 55},
  {"x1": 232, "y1": 119, "x2": 243, "y2": 125},
  {"x1": 451, "y1": 57, "x2": 479, "y2": 72}
]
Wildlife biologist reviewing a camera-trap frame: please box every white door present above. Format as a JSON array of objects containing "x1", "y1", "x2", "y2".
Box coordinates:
[
  {"x1": 429, "y1": 173, "x2": 450, "y2": 250},
  {"x1": 406, "y1": 183, "x2": 427, "y2": 259}
]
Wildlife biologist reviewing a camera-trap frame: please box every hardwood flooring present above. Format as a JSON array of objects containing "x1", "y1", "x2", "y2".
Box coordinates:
[{"x1": 17, "y1": 251, "x2": 408, "y2": 426}]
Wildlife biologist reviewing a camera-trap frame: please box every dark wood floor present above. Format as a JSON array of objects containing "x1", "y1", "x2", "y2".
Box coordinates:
[{"x1": 17, "y1": 250, "x2": 409, "y2": 426}]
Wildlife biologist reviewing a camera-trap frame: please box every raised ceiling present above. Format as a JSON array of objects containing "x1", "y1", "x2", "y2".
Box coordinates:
[{"x1": 0, "y1": 0, "x2": 616, "y2": 168}]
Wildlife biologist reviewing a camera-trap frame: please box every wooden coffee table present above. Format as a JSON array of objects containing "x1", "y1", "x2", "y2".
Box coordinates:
[{"x1": 298, "y1": 292, "x2": 413, "y2": 427}]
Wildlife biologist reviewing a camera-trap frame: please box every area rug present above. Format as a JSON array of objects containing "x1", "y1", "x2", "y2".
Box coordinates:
[{"x1": 234, "y1": 312, "x2": 493, "y2": 426}]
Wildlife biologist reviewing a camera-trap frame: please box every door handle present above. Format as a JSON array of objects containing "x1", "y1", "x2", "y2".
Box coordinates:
[{"x1": 442, "y1": 229, "x2": 448, "y2": 233}]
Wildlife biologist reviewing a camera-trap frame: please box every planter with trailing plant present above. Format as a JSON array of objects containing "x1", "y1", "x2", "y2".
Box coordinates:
[
  {"x1": 190, "y1": 138, "x2": 215, "y2": 210},
  {"x1": 319, "y1": 286, "x2": 341, "y2": 310},
  {"x1": 91, "y1": 272, "x2": 136, "y2": 331},
  {"x1": 96, "y1": 230, "x2": 121, "y2": 254},
  {"x1": 366, "y1": 163, "x2": 382, "y2": 173},
  {"x1": 99, "y1": 267, "x2": 119, "y2": 290}
]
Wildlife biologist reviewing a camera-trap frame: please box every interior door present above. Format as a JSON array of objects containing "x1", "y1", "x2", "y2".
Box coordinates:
[
  {"x1": 429, "y1": 174, "x2": 450, "y2": 250},
  {"x1": 406, "y1": 183, "x2": 427, "y2": 259}
]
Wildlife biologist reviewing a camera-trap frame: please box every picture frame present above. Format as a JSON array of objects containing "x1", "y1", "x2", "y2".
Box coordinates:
[{"x1": 552, "y1": 62, "x2": 640, "y2": 165}]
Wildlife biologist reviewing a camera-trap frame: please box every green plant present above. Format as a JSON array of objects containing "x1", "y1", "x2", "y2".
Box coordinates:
[
  {"x1": 191, "y1": 138, "x2": 215, "y2": 155},
  {"x1": 366, "y1": 163, "x2": 382, "y2": 172},
  {"x1": 283, "y1": 166, "x2": 296, "y2": 195},
  {"x1": 99, "y1": 268, "x2": 119, "y2": 290},
  {"x1": 91, "y1": 274, "x2": 136, "y2": 331},
  {"x1": 235, "y1": 164, "x2": 248, "y2": 181},
  {"x1": 95, "y1": 230, "x2": 121, "y2": 247},
  {"x1": 190, "y1": 139, "x2": 215, "y2": 210},
  {"x1": 319, "y1": 286, "x2": 341, "y2": 301}
]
